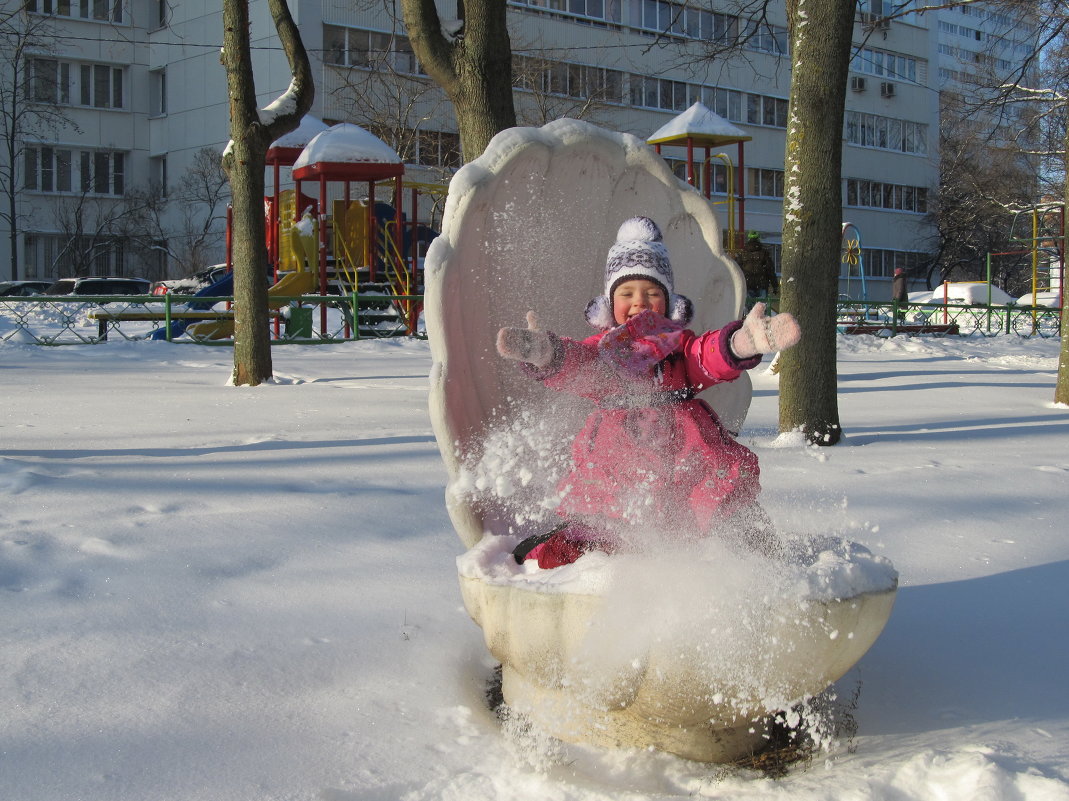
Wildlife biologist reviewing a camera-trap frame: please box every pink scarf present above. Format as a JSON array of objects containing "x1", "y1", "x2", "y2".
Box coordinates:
[{"x1": 597, "y1": 310, "x2": 685, "y2": 376}]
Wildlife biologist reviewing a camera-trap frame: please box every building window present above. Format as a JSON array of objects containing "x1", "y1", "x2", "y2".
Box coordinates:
[
  {"x1": 629, "y1": 76, "x2": 783, "y2": 128},
  {"x1": 323, "y1": 25, "x2": 423, "y2": 74},
  {"x1": 664, "y1": 159, "x2": 732, "y2": 195},
  {"x1": 24, "y1": 146, "x2": 73, "y2": 193},
  {"x1": 700, "y1": 86, "x2": 742, "y2": 121},
  {"x1": 745, "y1": 21, "x2": 788, "y2": 55},
  {"x1": 150, "y1": 156, "x2": 167, "y2": 195},
  {"x1": 746, "y1": 167, "x2": 785, "y2": 198},
  {"x1": 846, "y1": 178, "x2": 928, "y2": 213},
  {"x1": 23, "y1": 232, "x2": 129, "y2": 279},
  {"x1": 852, "y1": 47, "x2": 920, "y2": 83},
  {"x1": 514, "y1": 56, "x2": 625, "y2": 103},
  {"x1": 848, "y1": 248, "x2": 927, "y2": 278},
  {"x1": 629, "y1": 74, "x2": 701, "y2": 112},
  {"x1": 413, "y1": 130, "x2": 461, "y2": 168},
  {"x1": 27, "y1": 59, "x2": 124, "y2": 109},
  {"x1": 845, "y1": 111, "x2": 927, "y2": 155},
  {"x1": 25, "y1": 0, "x2": 122, "y2": 23},
  {"x1": 73, "y1": 150, "x2": 125, "y2": 195},
  {"x1": 510, "y1": 0, "x2": 622, "y2": 24},
  {"x1": 28, "y1": 59, "x2": 71, "y2": 104},
  {"x1": 746, "y1": 94, "x2": 788, "y2": 128},
  {"x1": 79, "y1": 64, "x2": 123, "y2": 109},
  {"x1": 150, "y1": 69, "x2": 167, "y2": 116}
]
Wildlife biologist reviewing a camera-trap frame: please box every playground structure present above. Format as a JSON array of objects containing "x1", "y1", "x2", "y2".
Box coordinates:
[
  {"x1": 647, "y1": 102, "x2": 752, "y2": 251},
  {"x1": 152, "y1": 120, "x2": 446, "y2": 342},
  {"x1": 157, "y1": 109, "x2": 761, "y2": 342},
  {"x1": 1009, "y1": 202, "x2": 1065, "y2": 307},
  {"x1": 273, "y1": 122, "x2": 445, "y2": 338},
  {"x1": 840, "y1": 222, "x2": 868, "y2": 300}
]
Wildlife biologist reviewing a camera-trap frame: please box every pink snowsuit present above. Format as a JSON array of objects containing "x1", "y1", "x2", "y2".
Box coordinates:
[{"x1": 525, "y1": 310, "x2": 762, "y2": 534}]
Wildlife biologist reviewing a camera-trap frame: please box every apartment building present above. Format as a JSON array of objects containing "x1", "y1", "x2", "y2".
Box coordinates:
[{"x1": 2, "y1": 0, "x2": 1012, "y2": 299}]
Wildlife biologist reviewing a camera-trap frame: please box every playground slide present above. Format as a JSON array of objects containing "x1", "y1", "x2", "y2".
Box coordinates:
[
  {"x1": 187, "y1": 270, "x2": 317, "y2": 340},
  {"x1": 150, "y1": 272, "x2": 235, "y2": 341}
]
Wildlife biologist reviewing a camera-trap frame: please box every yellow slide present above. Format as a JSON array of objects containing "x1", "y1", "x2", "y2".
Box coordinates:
[{"x1": 188, "y1": 270, "x2": 318, "y2": 340}]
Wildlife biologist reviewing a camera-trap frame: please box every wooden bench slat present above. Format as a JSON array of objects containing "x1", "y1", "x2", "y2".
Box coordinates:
[{"x1": 87, "y1": 310, "x2": 237, "y2": 321}]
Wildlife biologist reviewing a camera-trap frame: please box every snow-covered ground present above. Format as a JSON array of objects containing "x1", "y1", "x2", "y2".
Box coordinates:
[{"x1": 2, "y1": 332, "x2": 1068, "y2": 801}]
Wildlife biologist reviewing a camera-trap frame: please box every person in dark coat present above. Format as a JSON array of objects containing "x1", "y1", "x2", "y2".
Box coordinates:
[
  {"x1": 892, "y1": 268, "x2": 908, "y2": 302},
  {"x1": 735, "y1": 231, "x2": 779, "y2": 300}
]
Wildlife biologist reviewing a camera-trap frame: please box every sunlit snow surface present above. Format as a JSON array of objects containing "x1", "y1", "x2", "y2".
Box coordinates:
[{"x1": 1, "y1": 330, "x2": 1068, "y2": 800}]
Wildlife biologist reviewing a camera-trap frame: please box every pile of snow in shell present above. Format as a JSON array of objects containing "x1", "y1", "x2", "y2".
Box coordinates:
[{"x1": 458, "y1": 527, "x2": 898, "y2": 602}]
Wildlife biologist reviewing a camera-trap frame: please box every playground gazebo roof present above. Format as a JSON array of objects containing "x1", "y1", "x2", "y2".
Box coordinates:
[
  {"x1": 291, "y1": 123, "x2": 404, "y2": 182},
  {"x1": 647, "y1": 101, "x2": 752, "y2": 149},
  {"x1": 266, "y1": 114, "x2": 330, "y2": 167}
]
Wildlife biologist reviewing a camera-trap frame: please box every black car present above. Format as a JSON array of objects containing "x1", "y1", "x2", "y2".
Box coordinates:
[
  {"x1": 43, "y1": 277, "x2": 152, "y2": 296},
  {"x1": 0, "y1": 280, "x2": 54, "y2": 297}
]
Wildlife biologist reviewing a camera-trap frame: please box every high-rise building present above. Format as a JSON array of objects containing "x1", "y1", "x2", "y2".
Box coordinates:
[{"x1": 2, "y1": 1, "x2": 1034, "y2": 298}]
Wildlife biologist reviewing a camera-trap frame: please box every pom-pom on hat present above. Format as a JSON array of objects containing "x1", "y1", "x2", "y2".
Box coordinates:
[{"x1": 585, "y1": 216, "x2": 694, "y2": 329}]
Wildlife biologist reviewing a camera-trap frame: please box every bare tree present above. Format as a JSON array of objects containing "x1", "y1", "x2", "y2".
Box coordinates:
[
  {"x1": 220, "y1": 0, "x2": 313, "y2": 386},
  {"x1": 0, "y1": 9, "x2": 79, "y2": 279},
  {"x1": 400, "y1": 0, "x2": 516, "y2": 161},
  {"x1": 776, "y1": 0, "x2": 855, "y2": 445},
  {"x1": 171, "y1": 147, "x2": 230, "y2": 273},
  {"x1": 120, "y1": 148, "x2": 230, "y2": 279},
  {"x1": 327, "y1": 44, "x2": 447, "y2": 164},
  {"x1": 920, "y1": 0, "x2": 1069, "y2": 404},
  {"x1": 49, "y1": 190, "x2": 142, "y2": 279},
  {"x1": 926, "y1": 93, "x2": 1037, "y2": 291}
]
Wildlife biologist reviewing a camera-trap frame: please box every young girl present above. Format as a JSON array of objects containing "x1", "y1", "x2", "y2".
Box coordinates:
[{"x1": 496, "y1": 217, "x2": 800, "y2": 568}]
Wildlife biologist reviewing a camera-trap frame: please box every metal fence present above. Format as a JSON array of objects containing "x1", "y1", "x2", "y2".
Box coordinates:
[
  {"x1": 1, "y1": 295, "x2": 1061, "y2": 345},
  {"x1": 0, "y1": 293, "x2": 424, "y2": 346},
  {"x1": 835, "y1": 299, "x2": 1062, "y2": 338}
]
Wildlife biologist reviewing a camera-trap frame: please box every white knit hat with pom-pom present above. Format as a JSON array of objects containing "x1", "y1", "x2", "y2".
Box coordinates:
[{"x1": 584, "y1": 216, "x2": 693, "y2": 329}]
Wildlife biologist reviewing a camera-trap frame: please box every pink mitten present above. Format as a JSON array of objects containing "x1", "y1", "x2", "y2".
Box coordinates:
[
  {"x1": 730, "y1": 302, "x2": 801, "y2": 359},
  {"x1": 496, "y1": 311, "x2": 553, "y2": 367}
]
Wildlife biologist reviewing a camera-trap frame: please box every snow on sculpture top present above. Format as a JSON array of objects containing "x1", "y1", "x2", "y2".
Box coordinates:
[{"x1": 425, "y1": 119, "x2": 753, "y2": 549}]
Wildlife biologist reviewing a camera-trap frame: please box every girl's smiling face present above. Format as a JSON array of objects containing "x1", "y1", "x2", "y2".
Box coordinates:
[{"x1": 612, "y1": 278, "x2": 667, "y2": 325}]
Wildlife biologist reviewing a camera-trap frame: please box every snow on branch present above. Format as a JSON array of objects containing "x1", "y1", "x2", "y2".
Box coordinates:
[
  {"x1": 999, "y1": 84, "x2": 1068, "y2": 105},
  {"x1": 258, "y1": 78, "x2": 301, "y2": 127}
]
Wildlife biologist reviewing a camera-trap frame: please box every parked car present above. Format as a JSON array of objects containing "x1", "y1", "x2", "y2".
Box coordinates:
[
  {"x1": 0, "y1": 280, "x2": 54, "y2": 297},
  {"x1": 911, "y1": 282, "x2": 1017, "y2": 307},
  {"x1": 151, "y1": 265, "x2": 230, "y2": 296},
  {"x1": 1016, "y1": 290, "x2": 1062, "y2": 308},
  {"x1": 43, "y1": 277, "x2": 152, "y2": 296}
]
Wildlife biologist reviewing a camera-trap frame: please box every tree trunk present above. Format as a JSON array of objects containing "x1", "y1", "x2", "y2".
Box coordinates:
[
  {"x1": 220, "y1": 0, "x2": 313, "y2": 386},
  {"x1": 1056, "y1": 119, "x2": 1069, "y2": 405},
  {"x1": 777, "y1": 0, "x2": 855, "y2": 445},
  {"x1": 400, "y1": 0, "x2": 516, "y2": 161}
]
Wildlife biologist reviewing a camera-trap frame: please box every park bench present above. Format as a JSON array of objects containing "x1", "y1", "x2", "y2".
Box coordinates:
[
  {"x1": 840, "y1": 322, "x2": 960, "y2": 336},
  {"x1": 86, "y1": 309, "x2": 239, "y2": 340}
]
